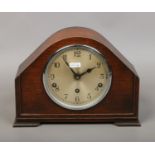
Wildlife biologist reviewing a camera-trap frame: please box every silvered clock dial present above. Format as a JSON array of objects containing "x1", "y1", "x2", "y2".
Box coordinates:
[{"x1": 43, "y1": 45, "x2": 112, "y2": 110}]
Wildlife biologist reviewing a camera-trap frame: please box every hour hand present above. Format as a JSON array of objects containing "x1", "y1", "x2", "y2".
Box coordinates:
[{"x1": 79, "y1": 66, "x2": 96, "y2": 77}]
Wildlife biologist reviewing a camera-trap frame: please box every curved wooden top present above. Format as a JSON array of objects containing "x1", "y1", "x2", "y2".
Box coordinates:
[{"x1": 17, "y1": 27, "x2": 138, "y2": 76}]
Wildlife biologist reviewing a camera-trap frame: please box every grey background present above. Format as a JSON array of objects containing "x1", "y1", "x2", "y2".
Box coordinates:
[{"x1": 0, "y1": 13, "x2": 155, "y2": 141}]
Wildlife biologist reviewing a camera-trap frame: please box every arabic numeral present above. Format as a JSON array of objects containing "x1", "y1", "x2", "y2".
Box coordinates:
[
  {"x1": 95, "y1": 86, "x2": 99, "y2": 91},
  {"x1": 62, "y1": 55, "x2": 67, "y2": 61},
  {"x1": 97, "y1": 62, "x2": 101, "y2": 68},
  {"x1": 64, "y1": 94, "x2": 68, "y2": 100},
  {"x1": 100, "y1": 74, "x2": 104, "y2": 79},
  {"x1": 74, "y1": 50, "x2": 81, "y2": 57},
  {"x1": 89, "y1": 54, "x2": 92, "y2": 60},
  {"x1": 54, "y1": 62, "x2": 60, "y2": 68},
  {"x1": 75, "y1": 96, "x2": 80, "y2": 103},
  {"x1": 49, "y1": 74, "x2": 55, "y2": 80},
  {"x1": 87, "y1": 93, "x2": 91, "y2": 100}
]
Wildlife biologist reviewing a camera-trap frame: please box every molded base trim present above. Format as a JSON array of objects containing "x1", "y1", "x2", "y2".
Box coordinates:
[
  {"x1": 115, "y1": 120, "x2": 141, "y2": 126},
  {"x1": 13, "y1": 121, "x2": 40, "y2": 127},
  {"x1": 13, "y1": 119, "x2": 141, "y2": 127}
]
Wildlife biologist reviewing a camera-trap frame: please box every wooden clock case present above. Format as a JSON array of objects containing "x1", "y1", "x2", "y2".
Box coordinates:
[{"x1": 14, "y1": 27, "x2": 140, "y2": 127}]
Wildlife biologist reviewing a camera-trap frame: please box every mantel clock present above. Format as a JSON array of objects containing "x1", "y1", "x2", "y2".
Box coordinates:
[{"x1": 14, "y1": 27, "x2": 140, "y2": 127}]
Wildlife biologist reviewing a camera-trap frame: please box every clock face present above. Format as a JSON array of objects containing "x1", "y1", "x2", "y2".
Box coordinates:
[{"x1": 43, "y1": 45, "x2": 112, "y2": 110}]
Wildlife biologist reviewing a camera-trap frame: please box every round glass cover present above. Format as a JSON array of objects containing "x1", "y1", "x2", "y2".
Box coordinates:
[{"x1": 43, "y1": 45, "x2": 112, "y2": 110}]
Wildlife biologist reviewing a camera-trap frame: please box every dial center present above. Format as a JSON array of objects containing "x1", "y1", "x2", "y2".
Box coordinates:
[{"x1": 74, "y1": 74, "x2": 81, "y2": 80}]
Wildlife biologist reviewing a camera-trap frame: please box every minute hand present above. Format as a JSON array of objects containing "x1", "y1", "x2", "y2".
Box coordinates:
[
  {"x1": 63, "y1": 57, "x2": 77, "y2": 76},
  {"x1": 79, "y1": 67, "x2": 96, "y2": 77}
]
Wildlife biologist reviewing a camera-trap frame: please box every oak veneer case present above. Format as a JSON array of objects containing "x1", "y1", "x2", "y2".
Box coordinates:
[{"x1": 14, "y1": 27, "x2": 140, "y2": 127}]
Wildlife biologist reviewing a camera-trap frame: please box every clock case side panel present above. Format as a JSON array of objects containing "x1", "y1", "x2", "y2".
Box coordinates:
[
  {"x1": 14, "y1": 68, "x2": 40, "y2": 127},
  {"x1": 114, "y1": 75, "x2": 140, "y2": 126}
]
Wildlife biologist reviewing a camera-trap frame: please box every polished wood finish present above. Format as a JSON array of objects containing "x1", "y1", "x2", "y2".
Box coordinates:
[{"x1": 14, "y1": 27, "x2": 140, "y2": 127}]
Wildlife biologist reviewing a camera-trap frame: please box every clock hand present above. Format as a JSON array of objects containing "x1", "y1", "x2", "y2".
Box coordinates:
[
  {"x1": 62, "y1": 57, "x2": 78, "y2": 77},
  {"x1": 79, "y1": 67, "x2": 96, "y2": 77}
]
